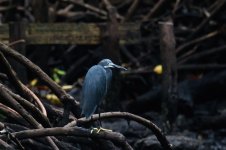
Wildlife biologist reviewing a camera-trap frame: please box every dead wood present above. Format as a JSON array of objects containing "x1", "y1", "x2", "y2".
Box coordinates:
[
  {"x1": 159, "y1": 18, "x2": 178, "y2": 125},
  {"x1": 66, "y1": 112, "x2": 173, "y2": 150}
]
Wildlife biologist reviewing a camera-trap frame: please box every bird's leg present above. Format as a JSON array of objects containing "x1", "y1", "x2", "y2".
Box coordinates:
[
  {"x1": 95, "y1": 113, "x2": 112, "y2": 133},
  {"x1": 90, "y1": 107, "x2": 112, "y2": 133},
  {"x1": 96, "y1": 110, "x2": 112, "y2": 133},
  {"x1": 98, "y1": 111, "x2": 102, "y2": 127},
  {"x1": 91, "y1": 115, "x2": 93, "y2": 121},
  {"x1": 90, "y1": 115, "x2": 97, "y2": 133}
]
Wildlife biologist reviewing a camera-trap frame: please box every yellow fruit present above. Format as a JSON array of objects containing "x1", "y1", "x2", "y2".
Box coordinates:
[{"x1": 153, "y1": 65, "x2": 163, "y2": 75}]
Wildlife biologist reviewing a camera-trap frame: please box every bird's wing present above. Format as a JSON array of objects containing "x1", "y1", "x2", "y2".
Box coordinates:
[{"x1": 80, "y1": 65, "x2": 107, "y2": 118}]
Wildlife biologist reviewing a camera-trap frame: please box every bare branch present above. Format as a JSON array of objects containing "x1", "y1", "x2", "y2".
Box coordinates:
[
  {"x1": 0, "y1": 51, "x2": 47, "y2": 116},
  {"x1": 142, "y1": 0, "x2": 170, "y2": 22},
  {"x1": 176, "y1": 30, "x2": 220, "y2": 53},
  {"x1": 0, "y1": 139, "x2": 14, "y2": 150},
  {"x1": 66, "y1": 112, "x2": 172, "y2": 150},
  {"x1": 0, "y1": 42, "x2": 79, "y2": 118},
  {"x1": 122, "y1": 0, "x2": 139, "y2": 22},
  {"x1": 188, "y1": 0, "x2": 225, "y2": 39},
  {"x1": 0, "y1": 83, "x2": 59, "y2": 150},
  {"x1": 1, "y1": 126, "x2": 133, "y2": 150},
  {"x1": 2, "y1": 85, "x2": 51, "y2": 128}
]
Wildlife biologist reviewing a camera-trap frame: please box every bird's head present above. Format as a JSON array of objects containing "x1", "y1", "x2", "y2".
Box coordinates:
[{"x1": 98, "y1": 59, "x2": 127, "y2": 70}]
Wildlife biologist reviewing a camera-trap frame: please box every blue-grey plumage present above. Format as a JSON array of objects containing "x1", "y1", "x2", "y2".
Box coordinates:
[{"x1": 80, "y1": 59, "x2": 126, "y2": 118}]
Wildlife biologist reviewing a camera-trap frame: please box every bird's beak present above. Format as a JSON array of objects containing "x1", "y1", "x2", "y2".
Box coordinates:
[{"x1": 108, "y1": 63, "x2": 127, "y2": 70}]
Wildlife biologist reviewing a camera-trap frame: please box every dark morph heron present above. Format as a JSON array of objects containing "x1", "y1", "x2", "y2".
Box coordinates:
[{"x1": 81, "y1": 59, "x2": 126, "y2": 118}]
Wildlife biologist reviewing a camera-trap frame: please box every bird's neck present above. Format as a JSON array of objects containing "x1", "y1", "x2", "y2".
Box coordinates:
[{"x1": 105, "y1": 68, "x2": 112, "y2": 90}]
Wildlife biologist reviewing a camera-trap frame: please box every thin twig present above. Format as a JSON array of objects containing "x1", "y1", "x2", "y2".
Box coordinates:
[
  {"x1": 172, "y1": 0, "x2": 180, "y2": 16},
  {"x1": 8, "y1": 39, "x2": 26, "y2": 47},
  {"x1": 64, "y1": 0, "x2": 107, "y2": 16},
  {"x1": 178, "y1": 64, "x2": 226, "y2": 70},
  {"x1": 142, "y1": 0, "x2": 169, "y2": 22},
  {"x1": 122, "y1": 0, "x2": 139, "y2": 22},
  {"x1": 176, "y1": 30, "x2": 220, "y2": 53},
  {"x1": 120, "y1": 45, "x2": 140, "y2": 66},
  {"x1": 178, "y1": 45, "x2": 226, "y2": 64},
  {"x1": 187, "y1": 0, "x2": 225, "y2": 39}
]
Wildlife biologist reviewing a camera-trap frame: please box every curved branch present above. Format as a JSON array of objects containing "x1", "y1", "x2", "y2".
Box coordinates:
[
  {"x1": 1, "y1": 127, "x2": 133, "y2": 150},
  {"x1": 0, "y1": 83, "x2": 59, "y2": 150},
  {"x1": 66, "y1": 112, "x2": 172, "y2": 150},
  {"x1": 0, "y1": 51, "x2": 47, "y2": 116},
  {"x1": 0, "y1": 73, "x2": 8, "y2": 81},
  {"x1": 23, "y1": 84, "x2": 47, "y2": 116},
  {"x1": 0, "y1": 102, "x2": 20, "y2": 117},
  {"x1": 0, "y1": 42, "x2": 79, "y2": 114},
  {"x1": 0, "y1": 50, "x2": 28, "y2": 98},
  {"x1": 0, "y1": 102, "x2": 26, "y2": 125},
  {"x1": 3, "y1": 85, "x2": 51, "y2": 128},
  {"x1": 0, "y1": 139, "x2": 14, "y2": 150},
  {"x1": 8, "y1": 39, "x2": 26, "y2": 47}
]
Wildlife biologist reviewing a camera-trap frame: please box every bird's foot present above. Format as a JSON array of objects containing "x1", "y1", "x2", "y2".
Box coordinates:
[{"x1": 90, "y1": 127, "x2": 112, "y2": 134}]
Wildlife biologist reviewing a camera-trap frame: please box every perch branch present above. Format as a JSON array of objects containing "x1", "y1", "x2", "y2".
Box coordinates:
[
  {"x1": 0, "y1": 126, "x2": 133, "y2": 150},
  {"x1": 65, "y1": 112, "x2": 172, "y2": 150}
]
